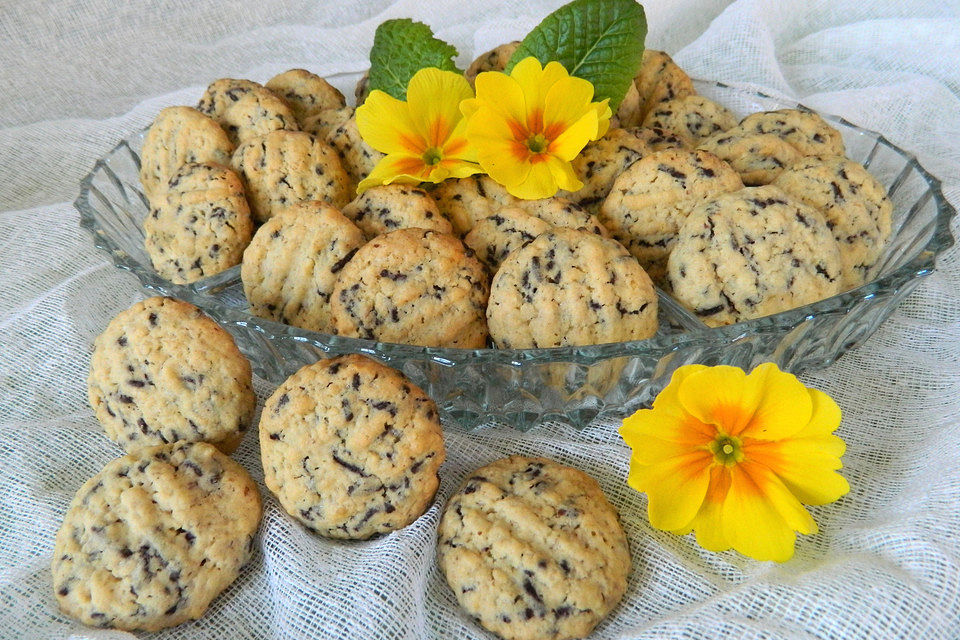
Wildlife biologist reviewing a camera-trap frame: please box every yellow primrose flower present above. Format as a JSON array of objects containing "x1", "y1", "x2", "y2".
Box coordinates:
[
  {"x1": 355, "y1": 67, "x2": 481, "y2": 193},
  {"x1": 461, "y1": 56, "x2": 612, "y2": 200},
  {"x1": 620, "y1": 363, "x2": 849, "y2": 562}
]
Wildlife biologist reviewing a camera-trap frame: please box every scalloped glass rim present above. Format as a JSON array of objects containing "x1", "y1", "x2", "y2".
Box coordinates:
[{"x1": 76, "y1": 80, "x2": 956, "y2": 427}]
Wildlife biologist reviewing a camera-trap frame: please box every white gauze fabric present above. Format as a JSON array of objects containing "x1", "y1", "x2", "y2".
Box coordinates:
[{"x1": 1, "y1": 0, "x2": 959, "y2": 638}]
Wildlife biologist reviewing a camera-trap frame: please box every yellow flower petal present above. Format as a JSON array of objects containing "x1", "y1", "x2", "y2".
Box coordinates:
[
  {"x1": 511, "y1": 58, "x2": 568, "y2": 122},
  {"x1": 443, "y1": 118, "x2": 478, "y2": 163},
  {"x1": 593, "y1": 99, "x2": 612, "y2": 139},
  {"x1": 473, "y1": 69, "x2": 527, "y2": 126},
  {"x1": 630, "y1": 452, "x2": 712, "y2": 531},
  {"x1": 548, "y1": 109, "x2": 599, "y2": 162},
  {"x1": 677, "y1": 365, "x2": 755, "y2": 434},
  {"x1": 505, "y1": 158, "x2": 557, "y2": 199},
  {"x1": 543, "y1": 75, "x2": 596, "y2": 131},
  {"x1": 545, "y1": 155, "x2": 583, "y2": 193},
  {"x1": 795, "y1": 388, "x2": 843, "y2": 439},
  {"x1": 406, "y1": 68, "x2": 474, "y2": 148},
  {"x1": 435, "y1": 156, "x2": 483, "y2": 181},
  {"x1": 719, "y1": 464, "x2": 799, "y2": 562},
  {"x1": 740, "y1": 363, "x2": 813, "y2": 440},
  {"x1": 688, "y1": 466, "x2": 732, "y2": 551},
  {"x1": 356, "y1": 153, "x2": 427, "y2": 194},
  {"x1": 356, "y1": 90, "x2": 424, "y2": 155}
]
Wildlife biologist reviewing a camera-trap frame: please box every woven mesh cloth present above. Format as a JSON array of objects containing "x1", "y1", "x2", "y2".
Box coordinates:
[{"x1": 1, "y1": 1, "x2": 959, "y2": 638}]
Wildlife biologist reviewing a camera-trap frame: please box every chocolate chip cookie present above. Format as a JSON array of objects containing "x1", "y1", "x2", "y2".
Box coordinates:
[
  {"x1": 197, "y1": 78, "x2": 298, "y2": 146},
  {"x1": 331, "y1": 228, "x2": 489, "y2": 347},
  {"x1": 437, "y1": 456, "x2": 630, "y2": 640},
  {"x1": 772, "y1": 154, "x2": 892, "y2": 288},
  {"x1": 301, "y1": 106, "x2": 354, "y2": 141},
  {"x1": 341, "y1": 183, "x2": 452, "y2": 239},
  {"x1": 231, "y1": 129, "x2": 352, "y2": 223},
  {"x1": 633, "y1": 50, "x2": 696, "y2": 122},
  {"x1": 738, "y1": 108, "x2": 845, "y2": 157},
  {"x1": 265, "y1": 68, "x2": 346, "y2": 125},
  {"x1": 599, "y1": 148, "x2": 744, "y2": 285},
  {"x1": 697, "y1": 131, "x2": 801, "y2": 186},
  {"x1": 241, "y1": 200, "x2": 366, "y2": 333},
  {"x1": 52, "y1": 442, "x2": 261, "y2": 631},
  {"x1": 87, "y1": 296, "x2": 255, "y2": 454},
  {"x1": 144, "y1": 162, "x2": 253, "y2": 284},
  {"x1": 432, "y1": 175, "x2": 518, "y2": 236},
  {"x1": 324, "y1": 113, "x2": 384, "y2": 186},
  {"x1": 487, "y1": 228, "x2": 658, "y2": 348},
  {"x1": 465, "y1": 41, "x2": 520, "y2": 84},
  {"x1": 667, "y1": 185, "x2": 844, "y2": 327},
  {"x1": 139, "y1": 106, "x2": 234, "y2": 205},
  {"x1": 642, "y1": 94, "x2": 738, "y2": 146},
  {"x1": 259, "y1": 354, "x2": 445, "y2": 540}
]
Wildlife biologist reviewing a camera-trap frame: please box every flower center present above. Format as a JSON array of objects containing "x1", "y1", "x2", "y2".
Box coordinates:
[
  {"x1": 422, "y1": 147, "x2": 443, "y2": 166},
  {"x1": 526, "y1": 133, "x2": 549, "y2": 154},
  {"x1": 710, "y1": 435, "x2": 744, "y2": 466}
]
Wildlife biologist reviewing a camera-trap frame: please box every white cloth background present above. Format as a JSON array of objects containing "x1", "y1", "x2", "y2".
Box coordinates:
[{"x1": 1, "y1": 0, "x2": 959, "y2": 638}]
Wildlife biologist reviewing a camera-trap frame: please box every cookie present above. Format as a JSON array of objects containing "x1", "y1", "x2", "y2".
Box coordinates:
[
  {"x1": 772, "y1": 155, "x2": 893, "y2": 288},
  {"x1": 138, "y1": 106, "x2": 234, "y2": 205},
  {"x1": 465, "y1": 41, "x2": 520, "y2": 84},
  {"x1": 241, "y1": 201, "x2": 366, "y2": 333},
  {"x1": 259, "y1": 354, "x2": 445, "y2": 540},
  {"x1": 144, "y1": 162, "x2": 253, "y2": 284},
  {"x1": 231, "y1": 129, "x2": 352, "y2": 223},
  {"x1": 487, "y1": 228, "x2": 658, "y2": 348},
  {"x1": 465, "y1": 200, "x2": 608, "y2": 272},
  {"x1": 341, "y1": 183, "x2": 453, "y2": 239},
  {"x1": 697, "y1": 131, "x2": 801, "y2": 186},
  {"x1": 301, "y1": 106, "x2": 354, "y2": 141},
  {"x1": 611, "y1": 81, "x2": 643, "y2": 128},
  {"x1": 52, "y1": 442, "x2": 261, "y2": 632},
  {"x1": 464, "y1": 207, "x2": 551, "y2": 272},
  {"x1": 197, "y1": 78, "x2": 298, "y2": 146},
  {"x1": 633, "y1": 50, "x2": 696, "y2": 122},
  {"x1": 331, "y1": 228, "x2": 489, "y2": 348},
  {"x1": 324, "y1": 113, "x2": 385, "y2": 186},
  {"x1": 738, "y1": 108, "x2": 845, "y2": 157},
  {"x1": 667, "y1": 185, "x2": 844, "y2": 327},
  {"x1": 599, "y1": 148, "x2": 744, "y2": 285},
  {"x1": 642, "y1": 95, "x2": 738, "y2": 146},
  {"x1": 88, "y1": 297, "x2": 255, "y2": 454},
  {"x1": 265, "y1": 68, "x2": 346, "y2": 124},
  {"x1": 432, "y1": 175, "x2": 518, "y2": 236},
  {"x1": 354, "y1": 71, "x2": 370, "y2": 107},
  {"x1": 437, "y1": 456, "x2": 630, "y2": 640},
  {"x1": 559, "y1": 127, "x2": 686, "y2": 212}
]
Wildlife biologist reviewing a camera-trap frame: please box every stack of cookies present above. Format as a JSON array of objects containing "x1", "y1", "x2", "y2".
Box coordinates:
[{"x1": 137, "y1": 51, "x2": 893, "y2": 345}]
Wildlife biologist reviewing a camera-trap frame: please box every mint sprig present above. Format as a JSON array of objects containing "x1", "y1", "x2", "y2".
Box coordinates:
[
  {"x1": 368, "y1": 19, "x2": 460, "y2": 100},
  {"x1": 506, "y1": 0, "x2": 647, "y2": 111}
]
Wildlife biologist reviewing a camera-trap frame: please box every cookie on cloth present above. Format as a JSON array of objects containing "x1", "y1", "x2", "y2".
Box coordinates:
[
  {"x1": 197, "y1": 78, "x2": 298, "y2": 146},
  {"x1": 641, "y1": 94, "x2": 738, "y2": 146},
  {"x1": 259, "y1": 354, "x2": 445, "y2": 540},
  {"x1": 667, "y1": 185, "x2": 844, "y2": 327},
  {"x1": 632, "y1": 50, "x2": 696, "y2": 122},
  {"x1": 87, "y1": 296, "x2": 255, "y2": 454},
  {"x1": 51, "y1": 441, "x2": 261, "y2": 631},
  {"x1": 331, "y1": 228, "x2": 489, "y2": 348},
  {"x1": 487, "y1": 228, "x2": 658, "y2": 348},
  {"x1": 144, "y1": 162, "x2": 253, "y2": 284},
  {"x1": 231, "y1": 129, "x2": 352, "y2": 223},
  {"x1": 465, "y1": 41, "x2": 520, "y2": 84},
  {"x1": 437, "y1": 456, "x2": 630, "y2": 640},
  {"x1": 432, "y1": 175, "x2": 518, "y2": 236},
  {"x1": 241, "y1": 200, "x2": 366, "y2": 333},
  {"x1": 265, "y1": 68, "x2": 346, "y2": 124},
  {"x1": 772, "y1": 154, "x2": 892, "y2": 288},
  {"x1": 599, "y1": 148, "x2": 743, "y2": 285},
  {"x1": 341, "y1": 183, "x2": 453, "y2": 239},
  {"x1": 138, "y1": 106, "x2": 234, "y2": 205}
]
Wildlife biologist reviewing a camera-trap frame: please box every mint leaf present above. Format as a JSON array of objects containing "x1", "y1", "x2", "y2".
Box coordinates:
[
  {"x1": 506, "y1": 0, "x2": 646, "y2": 111},
  {"x1": 368, "y1": 19, "x2": 460, "y2": 100}
]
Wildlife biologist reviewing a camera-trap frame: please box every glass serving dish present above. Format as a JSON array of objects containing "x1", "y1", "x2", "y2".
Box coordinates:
[{"x1": 76, "y1": 81, "x2": 956, "y2": 430}]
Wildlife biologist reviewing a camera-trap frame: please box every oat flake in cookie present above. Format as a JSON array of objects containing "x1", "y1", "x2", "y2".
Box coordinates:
[
  {"x1": 138, "y1": 106, "x2": 234, "y2": 205},
  {"x1": 437, "y1": 456, "x2": 630, "y2": 640},
  {"x1": 87, "y1": 296, "x2": 255, "y2": 454},
  {"x1": 259, "y1": 354, "x2": 445, "y2": 540},
  {"x1": 144, "y1": 162, "x2": 253, "y2": 284},
  {"x1": 231, "y1": 129, "x2": 352, "y2": 223},
  {"x1": 331, "y1": 228, "x2": 490, "y2": 348},
  {"x1": 667, "y1": 185, "x2": 844, "y2": 327},
  {"x1": 241, "y1": 200, "x2": 365, "y2": 333},
  {"x1": 51, "y1": 442, "x2": 261, "y2": 632},
  {"x1": 487, "y1": 228, "x2": 658, "y2": 348}
]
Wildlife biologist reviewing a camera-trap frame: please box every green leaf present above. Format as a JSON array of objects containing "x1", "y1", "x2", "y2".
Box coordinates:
[
  {"x1": 367, "y1": 19, "x2": 460, "y2": 100},
  {"x1": 506, "y1": 0, "x2": 647, "y2": 111}
]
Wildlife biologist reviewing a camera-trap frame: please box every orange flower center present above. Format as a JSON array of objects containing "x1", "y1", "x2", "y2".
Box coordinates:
[{"x1": 709, "y1": 434, "x2": 744, "y2": 466}]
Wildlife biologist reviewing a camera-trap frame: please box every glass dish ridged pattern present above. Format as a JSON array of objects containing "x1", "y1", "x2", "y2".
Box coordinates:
[{"x1": 76, "y1": 81, "x2": 956, "y2": 430}]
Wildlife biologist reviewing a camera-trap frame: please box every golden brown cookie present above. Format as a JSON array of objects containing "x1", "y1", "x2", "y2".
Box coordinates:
[
  {"x1": 265, "y1": 68, "x2": 346, "y2": 124},
  {"x1": 341, "y1": 183, "x2": 452, "y2": 239}
]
